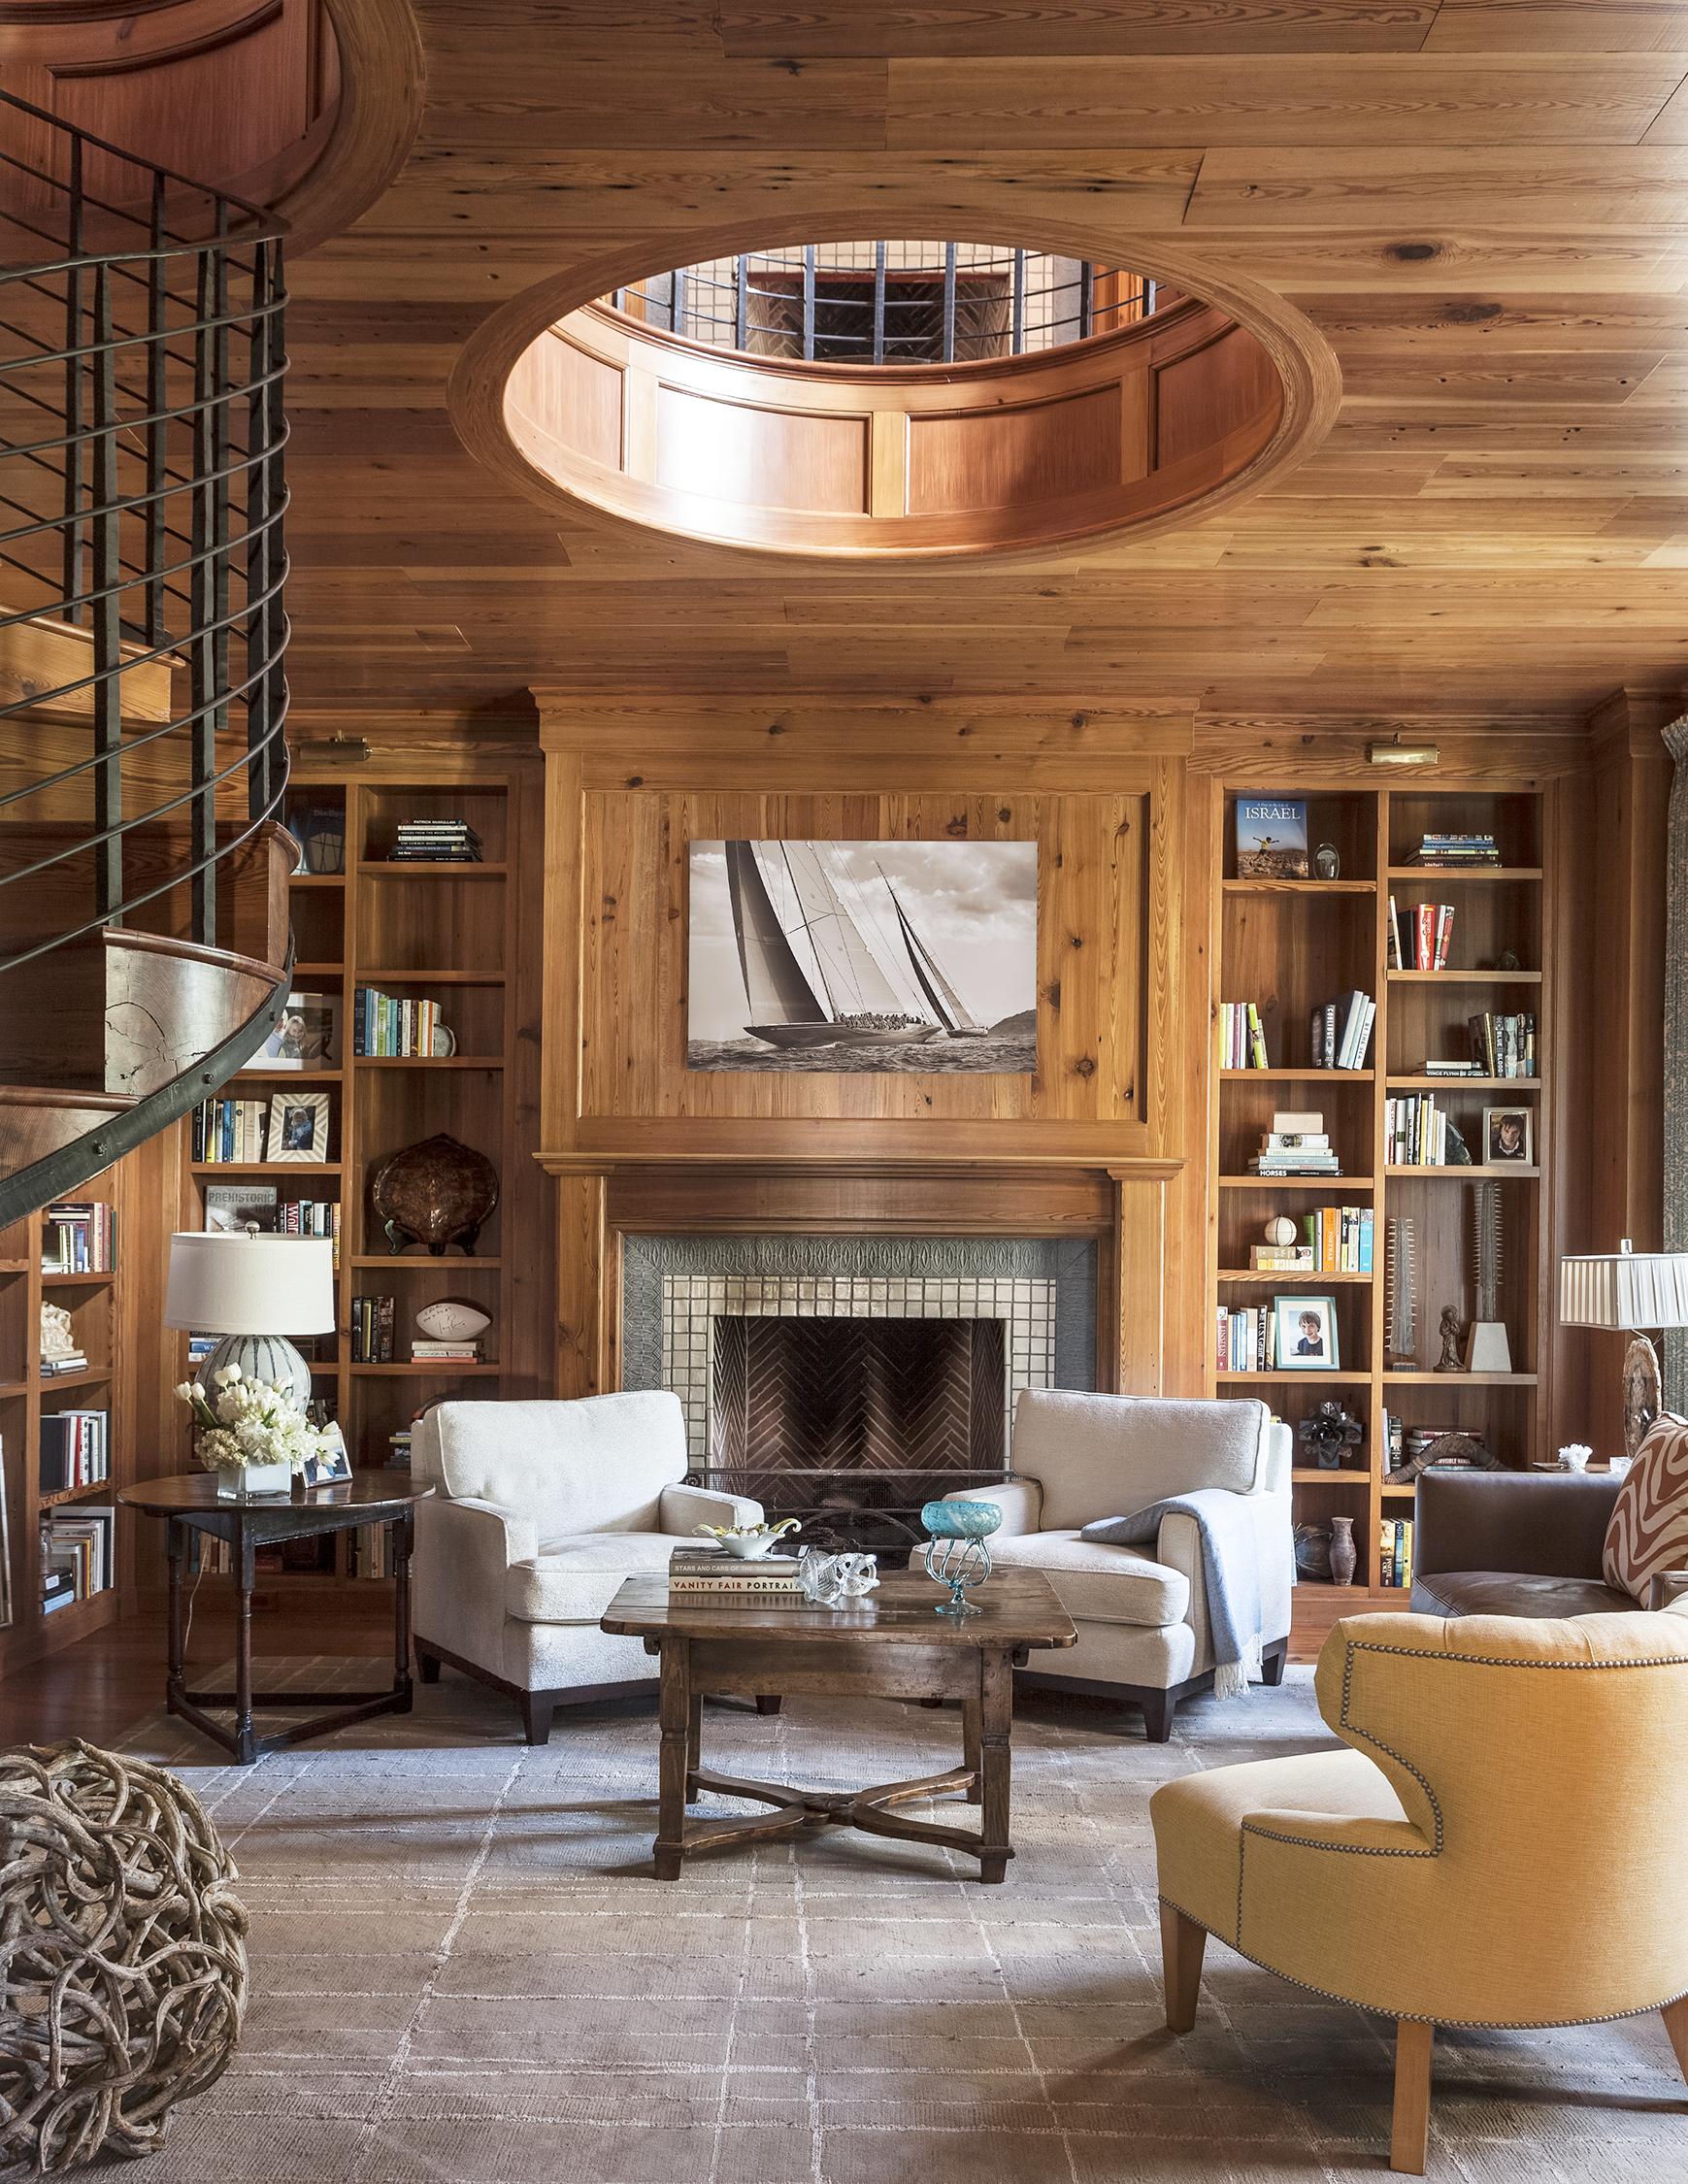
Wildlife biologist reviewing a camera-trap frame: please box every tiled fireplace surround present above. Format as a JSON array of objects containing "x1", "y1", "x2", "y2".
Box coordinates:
[{"x1": 622, "y1": 1235, "x2": 1098, "y2": 1487}]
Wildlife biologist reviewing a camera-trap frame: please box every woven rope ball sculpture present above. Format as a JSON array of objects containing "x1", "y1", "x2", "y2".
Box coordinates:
[{"x1": 0, "y1": 1741, "x2": 248, "y2": 2173}]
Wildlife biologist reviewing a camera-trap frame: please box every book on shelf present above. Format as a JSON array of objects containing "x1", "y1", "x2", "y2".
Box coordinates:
[
  {"x1": 39, "y1": 1409, "x2": 109, "y2": 1491},
  {"x1": 1420, "y1": 1060, "x2": 1485, "y2": 1077},
  {"x1": 1385, "y1": 1093, "x2": 1454, "y2": 1168},
  {"x1": 1468, "y1": 1012, "x2": 1536, "y2": 1078},
  {"x1": 1234, "y1": 797, "x2": 1308, "y2": 879},
  {"x1": 42, "y1": 1201, "x2": 116, "y2": 1274},
  {"x1": 41, "y1": 1504, "x2": 115, "y2": 1606},
  {"x1": 1218, "y1": 1002, "x2": 1270, "y2": 1070},
  {"x1": 192, "y1": 1097, "x2": 271, "y2": 1163},
  {"x1": 350, "y1": 1295, "x2": 396, "y2": 1364},
  {"x1": 1249, "y1": 1207, "x2": 1371, "y2": 1274},
  {"x1": 667, "y1": 1546, "x2": 806, "y2": 1598},
  {"x1": 1249, "y1": 1130, "x2": 1340, "y2": 1177},
  {"x1": 1407, "y1": 834, "x2": 1500, "y2": 868},
  {"x1": 354, "y1": 987, "x2": 446, "y2": 1059},
  {"x1": 39, "y1": 1352, "x2": 89, "y2": 1378},
  {"x1": 388, "y1": 1430, "x2": 413, "y2": 1471},
  {"x1": 1377, "y1": 1518, "x2": 1415, "y2": 1589},
  {"x1": 1250, "y1": 1246, "x2": 1315, "y2": 1272},
  {"x1": 1309, "y1": 990, "x2": 1374, "y2": 1071},
  {"x1": 1216, "y1": 1305, "x2": 1273, "y2": 1373},
  {"x1": 389, "y1": 819, "x2": 482, "y2": 864},
  {"x1": 1388, "y1": 900, "x2": 1456, "y2": 972},
  {"x1": 411, "y1": 1339, "x2": 483, "y2": 1363}
]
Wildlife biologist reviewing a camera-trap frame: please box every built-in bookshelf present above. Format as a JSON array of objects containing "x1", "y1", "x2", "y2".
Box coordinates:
[
  {"x1": 1209, "y1": 784, "x2": 1553, "y2": 1630},
  {"x1": 172, "y1": 767, "x2": 532, "y2": 1590},
  {"x1": 0, "y1": 1191, "x2": 125, "y2": 1665}
]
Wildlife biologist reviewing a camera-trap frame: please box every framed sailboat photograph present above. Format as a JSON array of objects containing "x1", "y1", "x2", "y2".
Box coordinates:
[{"x1": 687, "y1": 840, "x2": 1038, "y2": 1074}]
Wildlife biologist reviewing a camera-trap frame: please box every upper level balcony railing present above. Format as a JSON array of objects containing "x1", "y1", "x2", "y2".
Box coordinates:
[
  {"x1": 0, "y1": 84, "x2": 289, "y2": 976},
  {"x1": 604, "y1": 243, "x2": 1162, "y2": 368}
]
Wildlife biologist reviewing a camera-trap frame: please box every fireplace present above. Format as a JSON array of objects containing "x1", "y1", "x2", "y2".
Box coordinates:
[
  {"x1": 623, "y1": 1233, "x2": 1097, "y2": 1551},
  {"x1": 710, "y1": 1314, "x2": 1006, "y2": 1547}
]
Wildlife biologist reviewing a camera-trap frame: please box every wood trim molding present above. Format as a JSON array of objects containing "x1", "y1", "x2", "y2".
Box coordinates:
[
  {"x1": 267, "y1": 0, "x2": 423, "y2": 252},
  {"x1": 450, "y1": 218, "x2": 1341, "y2": 565}
]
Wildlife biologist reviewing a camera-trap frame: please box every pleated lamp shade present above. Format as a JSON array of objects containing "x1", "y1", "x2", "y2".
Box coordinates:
[{"x1": 1559, "y1": 1244, "x2": 1688, "y2": 1332}]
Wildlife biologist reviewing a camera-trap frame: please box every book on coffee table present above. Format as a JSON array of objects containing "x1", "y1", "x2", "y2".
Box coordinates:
[{"x1": 667, "y1": 1546, "x2": 806, "y2": 1599}]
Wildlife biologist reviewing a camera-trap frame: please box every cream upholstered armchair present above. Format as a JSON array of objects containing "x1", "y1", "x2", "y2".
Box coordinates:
[
  {"x1": 922, "y1": 1390, "x2": 1293, "y2": 1738},
  {"x1": 1150, "y1": 1605, "x2": 1688, "y2": 2173},
  {"x1": 411, "y1": 1392, "x2": 762, "y2": 1743}
]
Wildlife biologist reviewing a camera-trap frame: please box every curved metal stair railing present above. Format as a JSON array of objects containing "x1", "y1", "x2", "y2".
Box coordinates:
[{"x1": 0, "y1": 87, "x2": 294, "y2": 1226}]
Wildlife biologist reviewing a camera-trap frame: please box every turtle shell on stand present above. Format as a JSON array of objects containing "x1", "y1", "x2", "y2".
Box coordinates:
[{"x1": 371, "y1": 1133, "x2": 499, "y2": 1255}]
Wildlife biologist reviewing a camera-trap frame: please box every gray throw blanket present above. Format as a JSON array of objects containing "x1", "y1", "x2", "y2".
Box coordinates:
[{"x1": 1080, "y1": 1489, "x2": 1265, "y2": 1699}]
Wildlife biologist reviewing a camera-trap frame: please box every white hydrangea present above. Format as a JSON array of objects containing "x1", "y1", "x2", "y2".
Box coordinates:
[{"x1": 175, "y1": 1370, "x2": 326, "y2": 1475}]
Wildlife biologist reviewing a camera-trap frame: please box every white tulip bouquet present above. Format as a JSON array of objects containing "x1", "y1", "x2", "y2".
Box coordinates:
[{"x1": 174, "y1": 1364, "x2": 325, "y2": 1476}]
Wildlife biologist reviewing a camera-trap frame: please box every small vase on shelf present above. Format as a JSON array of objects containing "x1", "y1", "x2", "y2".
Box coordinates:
[{"x1": 1329, "y1": 1515, "x2": 1358, "y2": 1587}]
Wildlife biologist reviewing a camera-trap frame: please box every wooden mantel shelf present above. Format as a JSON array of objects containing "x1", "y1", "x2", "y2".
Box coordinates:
[{"x1": 537, "y1": 1148, "x2": 1186, "y2": 1178}]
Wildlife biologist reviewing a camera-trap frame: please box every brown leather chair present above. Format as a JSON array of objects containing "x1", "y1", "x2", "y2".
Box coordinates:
[{"x1": 1411, "y1": 1470, "x2": 1687, "y2": 1619}]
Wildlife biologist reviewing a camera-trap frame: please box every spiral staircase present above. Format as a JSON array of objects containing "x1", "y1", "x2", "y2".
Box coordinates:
[{"x1": 0, "y1": 88, "x2": 294, "y2": 1225}]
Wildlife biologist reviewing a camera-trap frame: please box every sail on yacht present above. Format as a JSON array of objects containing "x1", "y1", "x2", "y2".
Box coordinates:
[{"x1": 724, "y1": 842, "x2": 988, "y2": 1049}]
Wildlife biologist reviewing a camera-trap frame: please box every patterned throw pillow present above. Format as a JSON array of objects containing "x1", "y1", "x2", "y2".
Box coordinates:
[{"x1": 1604, "y1": 1413, "x2": 1688, "y2": 1604}]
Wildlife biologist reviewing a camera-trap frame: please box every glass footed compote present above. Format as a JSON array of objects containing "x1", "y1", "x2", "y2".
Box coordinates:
[{"x1": 922, "y1": 1534, "x2": 992, "y2": 1617}]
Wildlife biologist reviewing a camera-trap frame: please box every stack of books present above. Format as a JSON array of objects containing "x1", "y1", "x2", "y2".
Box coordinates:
[
  {"x1": 1249, "y1": 1125, "x2": 1340, "y2": 1178},
  {"x1": 350, "y1": 1294, "x2": 396, "y2": 1363},
  {"x1": 389, "y1": 819, "x2": 482, "y2": 864},
  {"x1": 1469, "y1": 1011, "x2": 1536, "y2": 1076},
  {"x1": 1377, "y1": 1518, "x2": 1415, "y2": 1588},
  {"x1": 1386, "y1": 1093, "x2": 1452, "y2": 1167},
  {"x1": 354, "y1": 987, "x2": 445, "y2": 1058},
  {"x1": 1310, "y1": 990, "x2": 1374, "y2": 1070},
  {"x1": 1407, "y1": 832, "x2": 1500, "y2": 869},
  {"x1": 40, "y1": 1343, "x2": 89, "y2": 1379},
  {"x1": 40, "y1": 1409, "x2": 108, "y2": 1490},
  {"x1": 388, "y1": 1429, "x2": 413, "y2": 1471},
  {"x1": 1420, "y1": 1059, "x2": 1485, "y2": 1079},
  {"x1": 1217, "y1": 1002, "x2": 1269, "y2": 1069},
  {"x1": 1388, "y1": 899, "x2": 1455, "y2": 971},
  {"x1": 668, "y1": 1545, "x2": 807, "y2": 1603},
  {"x1": 412, "y1": 1336, "x2": 483, "y2": 1366},
  {"x1": 43, "y1": 1202, "x2": 115, "y2": 1273}
]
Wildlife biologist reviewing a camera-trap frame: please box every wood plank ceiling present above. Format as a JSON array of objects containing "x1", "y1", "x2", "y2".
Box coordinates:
[{"x1": 281, "y1": 0, "x2": 1688, "y2": 723}]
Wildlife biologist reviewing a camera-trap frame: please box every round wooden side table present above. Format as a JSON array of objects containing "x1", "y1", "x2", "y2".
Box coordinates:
[{"x1": 118, "y1": 1471, "x2": 433, "y2": 1765}]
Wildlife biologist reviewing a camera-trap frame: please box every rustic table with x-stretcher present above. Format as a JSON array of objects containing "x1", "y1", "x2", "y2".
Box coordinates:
[{"x1": 602, "y1": 1565, "x2": 1076, "y2": 1882}]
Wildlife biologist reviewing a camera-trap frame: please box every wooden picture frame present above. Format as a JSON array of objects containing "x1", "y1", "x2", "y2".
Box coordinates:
[{"x1": 265, "y1": 1090, "x2": 331, "y2": 1163}]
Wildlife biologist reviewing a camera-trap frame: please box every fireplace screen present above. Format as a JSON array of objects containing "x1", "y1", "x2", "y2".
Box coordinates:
[{"x1": 707, "y1": 1314, "x2": 1009, "y2": 1550}]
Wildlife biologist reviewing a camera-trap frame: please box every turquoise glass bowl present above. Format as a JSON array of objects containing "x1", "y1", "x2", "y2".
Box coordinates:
[{"x1": 920, "y1": 1498, "x2": 1003, "y2": 1541}]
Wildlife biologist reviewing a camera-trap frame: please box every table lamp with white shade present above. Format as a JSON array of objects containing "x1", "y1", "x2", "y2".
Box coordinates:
[
  {"x1": 164, "y1": 1232, "x2": 336, "y2": 1409},
  {"x1": 1559, "y1": 1241, "x2": 1688, "y2": 1457}
]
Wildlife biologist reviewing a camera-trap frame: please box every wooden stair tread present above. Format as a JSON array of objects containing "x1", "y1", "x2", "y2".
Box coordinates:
[{"x1": 0, "y1": 608, "x2": 178, "y2": 724}]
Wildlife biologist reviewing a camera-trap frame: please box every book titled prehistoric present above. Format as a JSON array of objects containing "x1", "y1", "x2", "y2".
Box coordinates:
[{"x1": 1234, "y1": 798, "x2": 1309, "y2": 878}]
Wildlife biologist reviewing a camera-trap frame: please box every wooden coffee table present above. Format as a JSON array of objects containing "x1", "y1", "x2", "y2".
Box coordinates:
[{"x1": 601, "y1": 1566, "x2": 1076, "y2": 1883}]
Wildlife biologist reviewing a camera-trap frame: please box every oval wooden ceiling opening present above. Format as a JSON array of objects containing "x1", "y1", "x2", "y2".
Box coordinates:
[{"x1": 501, "y1": 241, "x2": 1291, "y2": 560}]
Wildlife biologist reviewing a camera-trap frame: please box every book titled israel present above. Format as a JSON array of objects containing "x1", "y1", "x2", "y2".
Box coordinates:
[{"x1": 1234, "y1": 797, "x2": 1309, "y2": 878}]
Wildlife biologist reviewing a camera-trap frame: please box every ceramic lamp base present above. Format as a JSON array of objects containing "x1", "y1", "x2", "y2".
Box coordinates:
[{"x1": 193, "y1": 1332, "x2": 314, "y2": 1409}]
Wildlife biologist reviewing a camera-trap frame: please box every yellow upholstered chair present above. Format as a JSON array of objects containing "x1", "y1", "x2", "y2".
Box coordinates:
[{"x1": 1149, "y1": 1605, "x2": 1688, "y2": 2173}]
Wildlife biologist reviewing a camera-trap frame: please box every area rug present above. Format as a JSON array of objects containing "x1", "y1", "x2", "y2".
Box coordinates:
[{"x1": 111, "y1": 1667, "x2": 1682, "y2": 2182}]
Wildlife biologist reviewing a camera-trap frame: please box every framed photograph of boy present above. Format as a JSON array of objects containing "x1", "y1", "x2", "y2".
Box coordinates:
[
  {"x1": 1484, "y1": 1107, "x2": 1533, "y2": 1165},
  {"x1": 1273, "y1": 1293, "x2": 1340, "y2": 1371},
  {"x1": 265, "y1": 1089, "x2": 331, "y2": 1163}
]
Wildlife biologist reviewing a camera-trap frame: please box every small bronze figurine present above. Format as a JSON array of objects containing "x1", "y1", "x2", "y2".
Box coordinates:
[{"x1": 1435, "y1": 1305, "x2": 1465, "y2": 1373}]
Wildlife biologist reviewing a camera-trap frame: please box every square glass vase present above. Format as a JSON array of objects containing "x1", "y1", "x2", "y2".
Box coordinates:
[{"x1": 213, "y1": 1461, "x2": 293, "y2": 1502}]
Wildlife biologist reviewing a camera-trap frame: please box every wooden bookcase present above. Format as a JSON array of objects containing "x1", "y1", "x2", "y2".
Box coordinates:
[
  {"x1": 1208, "y1": 782, "x2": 1555, "y2": 1636},
  {"x1": 171, "y1": 760, "x2": 544, "y2": 1590},
  {"x1": 0, "y1": 1189, "x2": 126, "y2": 1666}
]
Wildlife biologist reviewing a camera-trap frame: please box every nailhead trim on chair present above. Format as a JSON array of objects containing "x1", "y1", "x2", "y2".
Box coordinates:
[
  {"x1": 1229, "y1": 1637, "x2": 1688, "y2": 1994},
  {"x1": 1159, "y1": 1893, "x2": 1688, "y2": 2034}
]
